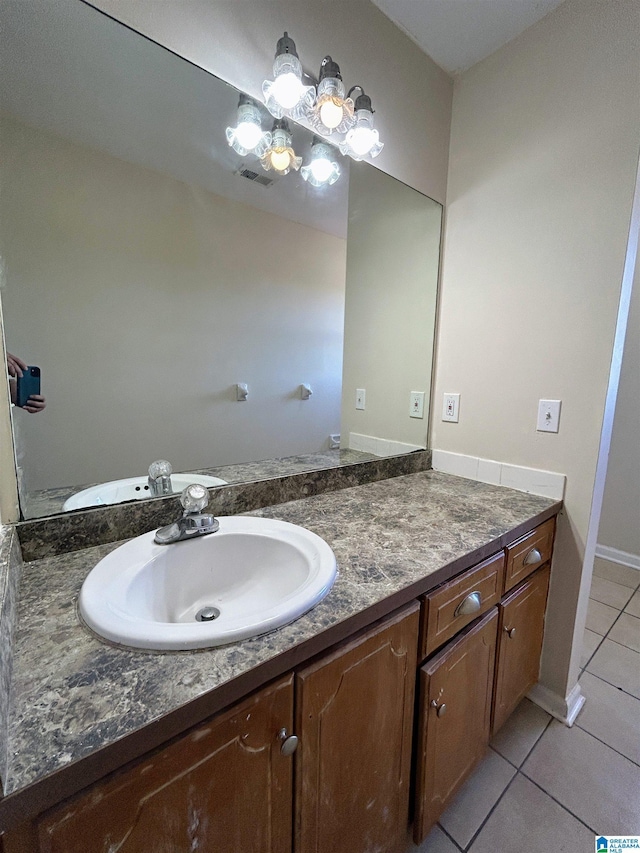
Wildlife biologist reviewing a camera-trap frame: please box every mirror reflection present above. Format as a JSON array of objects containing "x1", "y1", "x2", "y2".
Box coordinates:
[{"x1": 0, "y1": 0, "x2": 442, "y2": 519}]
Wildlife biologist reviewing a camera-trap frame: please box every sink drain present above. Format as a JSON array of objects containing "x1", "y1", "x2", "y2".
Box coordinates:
[{"x1": 195, "y1": 606, "x2": 220, "y2": 622}]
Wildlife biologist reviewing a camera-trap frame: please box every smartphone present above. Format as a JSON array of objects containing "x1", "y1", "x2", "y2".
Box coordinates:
[{"x1": 16, "y1": 366, "x2": 41, "y2": 408}]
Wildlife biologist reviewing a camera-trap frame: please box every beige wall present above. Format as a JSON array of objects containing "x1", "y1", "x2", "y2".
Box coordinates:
[
  {"x1": 598, "y1": 264, "x2": 640, "y2": 558},
  {"x1": 433, "y1": 0, "x2": 640, "y2": 703},
  {"x1": 341, "y1": 162, "x2": 441, "y2": 448},
  {"x1": 88, "y1": 0, "x2": 453, "y2": 205},
  {"x1": 1, "y1": 113, "x2": 346, "y2": 492}
]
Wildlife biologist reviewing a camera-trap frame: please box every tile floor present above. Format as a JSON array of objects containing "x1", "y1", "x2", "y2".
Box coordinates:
[{"x1": 409, "y1": 557, "x2": 640, "y2": 852}]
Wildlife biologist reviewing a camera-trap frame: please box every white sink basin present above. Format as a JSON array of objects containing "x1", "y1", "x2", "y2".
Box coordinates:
[
  {"x1": 63, "y1": 474, "x2": 227, "y2": 510},
  {"x1": 79, "y1": 516, "x2": 338, "y2": 651}
]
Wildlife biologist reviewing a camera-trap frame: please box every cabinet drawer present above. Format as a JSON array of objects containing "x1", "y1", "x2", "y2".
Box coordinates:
[
  {"x1": 420, "y1": 551, "x2": 505, "y2": 659},
  {"x1": 504, "y1": 517, "x2": 555, "y2": 593}
]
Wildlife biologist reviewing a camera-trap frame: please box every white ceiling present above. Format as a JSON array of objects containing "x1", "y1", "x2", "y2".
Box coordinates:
[{"x1": 371, "y1": 0, "x2": 566, "y2": 75}]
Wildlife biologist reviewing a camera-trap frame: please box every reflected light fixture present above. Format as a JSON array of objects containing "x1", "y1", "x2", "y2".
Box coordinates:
[
  {"x1": 225, "y1": 94, "x2": 272, "y2": 157},
  {"x1": 339, "y1": 87, "x2": 384, "y2": 160},
  {"x1": 261, "y1": 119, "x2": 302, "y2": 175},
  {"x1": 301, "y1": 137, "x2": 340, "y2": 187},
  {"x1": 309, "y1": 56, "x2": 354, "y2": 136},
  {"x1": 262, "y1": 32, "x2": 316, "y2": 121}
]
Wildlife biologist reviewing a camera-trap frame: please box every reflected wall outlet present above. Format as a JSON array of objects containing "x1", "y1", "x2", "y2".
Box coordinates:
[
  {"x1": 355, "y1": 388, "x2": 366, "y2": 410},
  {"x1": 537, "y1": 399, "x2": 561, "y2": 433},
  {"x1": 410, "y1": 391, "x2": 425, "y2": 419},
  {"x1": 442, "y1": 393, "x2": 460, "y2": 422}
]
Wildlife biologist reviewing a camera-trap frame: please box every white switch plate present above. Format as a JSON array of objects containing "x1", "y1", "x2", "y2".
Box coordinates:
[
  {"x1": 442, "y1": 393, "x2": 460, "y2": 423},
  {"x1": 537, "y1": 399, "x2": 561, "y2": 433},
  {"x1": 410, "y1": 391, "x2": 425, "y2": 419},
  {"x1": 355, "y1": 388, "x2": 366, "y2": 410}
]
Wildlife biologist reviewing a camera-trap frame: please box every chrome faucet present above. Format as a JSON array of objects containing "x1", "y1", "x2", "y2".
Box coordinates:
[
  {"x1": 154, "y1": 483, "x2": 219, "y2": 545},
  {"x1": 148, "y1": 459, "x2": 173, "y2": 497}
]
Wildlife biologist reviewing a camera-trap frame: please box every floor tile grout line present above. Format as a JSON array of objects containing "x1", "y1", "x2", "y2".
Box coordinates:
[
  {"x1": 589, "y1": 578, "x2": 638, "y2": 611},
  {"x1": 435, "y1": 821, "x2": 465, "y2": 852},
  {"x1": 518, "y1": 768, "x2": 599, "y2": 836},
  {"x1": 573, "y1": 719, "x2": 640, "y2": 768},
  {"x1": 459, "y1": 770, "x2": 521, "y2": 852},
  {"x1": 581, "y1": 665, "x2": 640, "y2": 702}
]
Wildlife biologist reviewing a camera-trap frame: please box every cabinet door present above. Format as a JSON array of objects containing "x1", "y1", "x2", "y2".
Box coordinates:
[
  {"x1": 414, "y1": 608, "x2": 498, "y2": 844},
  {"x1": 492, "y1": 565, "x2": 550, "y2": 735},
  {"x1": 33, "y1": 675, "x2": 294, "y2": 853},
  {"x1": 295, "y1": 602, "x2": 420, "y2": 853}
]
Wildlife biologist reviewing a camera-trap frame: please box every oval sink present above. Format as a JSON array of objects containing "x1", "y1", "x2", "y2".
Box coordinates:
[
  {"x1": 79, "y1": 517, "x2": 338, "y2": 651},
  {"x1": 63, "y1": 473, "x2": 227, "y2": 511}
]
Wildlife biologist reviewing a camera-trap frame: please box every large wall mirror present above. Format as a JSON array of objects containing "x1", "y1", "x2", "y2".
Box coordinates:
[{"x1": 0, "y1": 0, "x2": 442, "y2": 520}]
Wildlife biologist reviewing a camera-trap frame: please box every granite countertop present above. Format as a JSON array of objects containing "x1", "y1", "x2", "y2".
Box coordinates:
[{"x1": 4, "y1": 470, "x2": 559, "y2": 813}]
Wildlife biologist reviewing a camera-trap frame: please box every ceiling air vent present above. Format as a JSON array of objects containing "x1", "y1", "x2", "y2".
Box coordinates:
[{"x1": 234, "y1": 166, "x2": 274, "y2": 188}]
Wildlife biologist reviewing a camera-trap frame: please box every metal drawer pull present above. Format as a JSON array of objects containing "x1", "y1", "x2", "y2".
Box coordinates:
[
  {"x1": 524, "y1": 547, "x2": 542, "y2": 566},
  {"x1": 430, "y1": 700, "x2": 447, "y2": 718},
  {"x1": 278, "y1": 728, "x2": 299, "y2": 756},
  {"x1": 504, "y1": 626, "x2": 516, "y2": 638},
  {"x1": 454, "y1": 591, "x2": 482, "y2": 618}
]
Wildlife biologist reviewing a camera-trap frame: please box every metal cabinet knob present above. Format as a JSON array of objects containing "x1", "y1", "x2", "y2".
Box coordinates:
[
  {"x1": 278, "y1": 728, "x2": 299, "y2": 756},
  {"x1": 504, "y1": 626, "x2": 516, "y2": 638},
  {"x1": 454, "y1": 591, "x2": 482, "y2": 618},
  {"x1": 524, "y1": 547, "x2": 542, "y2": 566},
  {"x1": 430, "y1": 700, "x2": 447, "y2": 718}
]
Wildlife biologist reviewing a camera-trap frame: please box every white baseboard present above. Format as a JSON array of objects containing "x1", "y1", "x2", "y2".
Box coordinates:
[
  {"x1": 595, "y1": 544, "x2": 640, "y2": 571},
  {"x1": 527, "y1": 681, "x2": 585, "y2": 727},
  {"x1": 348, "y1": 433, "x2": 424, "y2": 457},
  {"x1": 431, "y1": 449, "x2": 566, "y2": 501}
]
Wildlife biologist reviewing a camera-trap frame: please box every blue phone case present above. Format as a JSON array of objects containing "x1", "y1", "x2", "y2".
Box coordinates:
[{"x1": 16, "y1": 366, "x2": 41, "y2": 407}]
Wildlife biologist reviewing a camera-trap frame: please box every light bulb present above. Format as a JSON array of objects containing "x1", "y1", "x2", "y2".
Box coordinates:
[
  {"x1": 270, "y1": 149, "x2": 292, "y2": 171},
  {"x1": 348, "y1": 127, "x2": 377, "y2": 156},
  {"x1": 234, "y1": 121, "x2": 263, "y2": 150},
  {"x1": 271, "y1": 72, "x2": 305, "y2": 110},
  {"x1": 301, "y1": 139, "x2": 340, "y2": 187},
  {"x1": 319, "y1": 99, "x2": 344, "y2": 130},
  {"x1": 310, "y1": 157, "x2": 334, "y2": 183}
]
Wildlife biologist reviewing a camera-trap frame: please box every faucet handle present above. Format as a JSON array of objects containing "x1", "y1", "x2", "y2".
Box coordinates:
[
  {"x1": 180, "y1": 483, "x2": 209, "y2": 514},
  {"x1": 148, "y1": 459, "x2": 173, "y2": 480}
]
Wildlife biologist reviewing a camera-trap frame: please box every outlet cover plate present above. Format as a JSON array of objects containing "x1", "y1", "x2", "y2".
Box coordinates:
[
  {"x1": 410, "y1": 391, "x2": 425, "y2": 419},
  {"x1": 442, "y1": 393, "x2": 460, "y2": 423}
]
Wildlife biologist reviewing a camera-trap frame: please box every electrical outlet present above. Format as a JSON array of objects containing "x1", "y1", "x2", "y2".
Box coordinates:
[
  {"x1": 355, "y1": 388, "x2": 366, "y2": 410},
  {"x1": 537, "y1": 399, "x2": 561, "y2": 433},
  {"x1": 410, "y1": 391, "x2": 425, "y2": 419},
  {"x1": 442, "y1": 393, "x2": 460, "y2": 422}
]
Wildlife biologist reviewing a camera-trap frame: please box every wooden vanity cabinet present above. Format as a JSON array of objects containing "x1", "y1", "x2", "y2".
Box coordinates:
[
  {"x1": 21, "y1": 674, "x2": 295, "y2": 853},
  {"x1": 492, "y1": 565, "x2": 551, "y2": 735},
  {"x1": 5, "y1": 604, "x2": 420, "y2": 853},
  {"x1": 414, "y1": 608, "x2": 498, "y2": 844},
  {"x1": 295, "y1": 601, "x2": 419, "y2": 853}
]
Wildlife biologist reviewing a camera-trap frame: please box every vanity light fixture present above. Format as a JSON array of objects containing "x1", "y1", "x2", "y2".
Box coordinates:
[
  {"x1": 339, "y1": 87, "x2": 384, "y2": 160},
  {"x1": 225, "y1": 94, "x2": 272, "y2": 157},
  {"x1": 309, "y1": 56, "x2": 355, "y2": 136},
  {"x1": 263, "y1": 32, "x2": 316, "y2": 122},
  {"x1": 261, "y1": 119, "x2": 302, "y2": 175},
  {"x1": 301, "y1": 137, "x2": 340, "y2": 187}
]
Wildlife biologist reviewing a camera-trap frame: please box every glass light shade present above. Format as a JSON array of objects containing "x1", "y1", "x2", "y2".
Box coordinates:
[
  {"x1": 339, "y1": 109, "x2": 384, "y2": 160},
  {"x1": 309, "y1": 78, "x2": 354, "y2": 136},
  {"x1": 301, "y1": 141, "x2": 340, "y2": 187},
  {"x1": 263, "y1": 52, "x2": 315, "y2": 121},
  {"x1": 225, "y1": 101, "x2": 272, "y2": 157},
  {"x1": 261, "y1": 124, "x2": 302, "y2": 176}
]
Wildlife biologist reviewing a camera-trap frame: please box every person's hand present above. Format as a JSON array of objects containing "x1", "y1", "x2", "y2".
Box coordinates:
[
  {"x1": 6, "y1": 352, "x2": 27, "y2": 378},
  {"x1": 23, "y1": 394, "x2": 46, "y2": 413}
]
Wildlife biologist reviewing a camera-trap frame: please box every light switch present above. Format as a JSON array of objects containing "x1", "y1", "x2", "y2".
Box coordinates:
[
  {"x1": 355, "y1": 388, "x2": 366, "y2": 410},
  {"x1": 537, "y1": 399, "x2": 561, "y2": 433}
]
